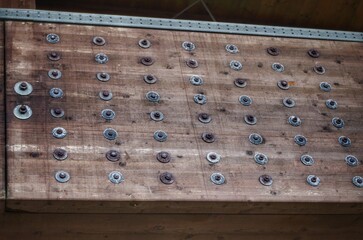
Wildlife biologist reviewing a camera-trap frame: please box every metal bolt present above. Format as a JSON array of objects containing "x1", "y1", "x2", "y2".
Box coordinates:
[
  {"x1": 281, "y1": 80, "x2": 288, "y2": 87},
  {"x1": 56, "y1": 129, "x2": 63, "y2": 134},
  {"x1": 19, "y1": 105, "x2": 27, "y2": 114},
  {"x1": 103, "y1": 90, "x2": 110, "y2": 97},
  {"x1": 19, "y1": 82, "x2": 28, "y2": 90}
]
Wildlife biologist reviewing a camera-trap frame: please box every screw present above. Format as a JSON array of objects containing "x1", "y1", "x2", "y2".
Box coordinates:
[
  {"x1": 299, "y1": 137, "x2": 304, "y2": 142},
  {"x1": 154, "y1": 112, "x2": 160, "y2": 118},
  {"x1": 263, "y1": 176, "x2": 270, "y2": 182},
  {"x1": 330, "y1": 101, "x2": 335, "y2": 106},
  {"x1": 101, "y1": 73, "x2": 107, "y2": 78},
  {"x1": 236, "y1": 78, "x2": 245, "y2": 85},
  {"x1": 281, "y1": 80, "x2": 288, "y2": 87},
  {"x1": 56, "y1": 129, "x2": 63, "y2": 134},
  {"x1": 113, "y1": 174, "x2": 119, "y2": 179},
  {"x1": 201, "y1": 113, "x2": 209, "y2": 119},
  {"x1": 336, "y1": 119, "x2": 341, "y2": 124},
  {"x1": 311, "y1": 177, "x2": 317, "y2": 183},
  {"x1": 247, "y1": 115, "x2": 254, "y2": 122},
  {"x1": 147, "y1": 75, "x2": 154, "y2": 80},
  {"x1": 259, "y1": 155, "x2": 264, "y2": 160},
  {"x1": 53, "y1": 89, "x2": 59, "y2": 94},
  {"x1": 51, "y1": 71, "x2": 58, "y2": 77},
  {"x1": 110, "y1": 151, "x2": 117, "y2": 157},
  {"x1": 210, "y1": 154, "x2": 216, "y2": 160},
  {"x1": 198, "y1": 95, "x2": 203, "y2": 100},
  {"x1": 50, "y1": 52, "x2": 57, "y2": 57},
  {"x1": 19, "y1": 105, "x2": 27, "y2": 114},
  {"x1": 206, "y1": 133, "x2": 213, "y2": 140},
  {"x1": 19, "y1": 82, "x2": 28, "y2": 90},
  {"x1": 102, "y1": 90, "x2": 110, "y2": 97},
  {"x1": 292, "y1": 117, "x2": 297, "y2": 122},
  {"x1": 54, "y1": 108, "x2": 62, "y2": 115},
  {"x1": 358, "y1": 179, "x2": 363, "y2": 184},
  {"x1": 105, "y1": 111, "x2": 112, "y2": 116},
  {"x1": 286, "y1": 99, "x2": 292, "y2": 104},
  {"x1": 59, "y1": 172, "x2": 66, "y2": 179}
]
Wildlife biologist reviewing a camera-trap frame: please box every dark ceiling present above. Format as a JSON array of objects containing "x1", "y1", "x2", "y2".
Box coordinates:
[{"x1": 4, "y1": 0, "x2": 363, "y2": 31}]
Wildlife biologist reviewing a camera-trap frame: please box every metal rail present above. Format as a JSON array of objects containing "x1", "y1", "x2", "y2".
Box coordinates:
[{"x1": 0, "y1": 8, "x2": 362, "y2": 42}]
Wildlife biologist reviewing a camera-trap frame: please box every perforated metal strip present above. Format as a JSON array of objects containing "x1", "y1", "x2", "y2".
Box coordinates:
[{"x1": 1, "y1": 8, "x2": 363, "y2": 42}]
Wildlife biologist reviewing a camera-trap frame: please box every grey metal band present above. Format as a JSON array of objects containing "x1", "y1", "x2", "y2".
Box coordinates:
[{"x1": 0, "y1": 8, "x2": 362, "y2": 42}]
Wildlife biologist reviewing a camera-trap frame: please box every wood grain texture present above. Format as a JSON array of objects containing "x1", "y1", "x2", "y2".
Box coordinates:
[
  {"x1": 0, "y1": 213, "x2": 362, "y2": 240},
  {"x1": 0, "y1": 21, "x2": 5, "y2": 212},
  {"x1": 0, "y1": 0, "x2": 35, "y2": 8},
  {"x1": 5, "y1": 21, "x2": 363, "y2": 213}
]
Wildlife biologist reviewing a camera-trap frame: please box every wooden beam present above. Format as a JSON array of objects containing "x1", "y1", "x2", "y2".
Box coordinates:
[
  {"x1": 0, "y1": 212, "x2": 363, "y2": 240},
  {"x1": 0, "y1": 0, "x2": 35, "y2": 9},
  {"x1": 5, "y1": 21, "x2": 363, "y2": 213}
]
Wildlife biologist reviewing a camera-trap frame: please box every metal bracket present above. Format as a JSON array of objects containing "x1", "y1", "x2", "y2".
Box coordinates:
[{"x1": 0, "y1": 8, "x2": 362, "y2": 42}]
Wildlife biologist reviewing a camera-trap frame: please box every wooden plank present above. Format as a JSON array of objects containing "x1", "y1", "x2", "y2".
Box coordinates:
[
  {"x1": 0, "y1": 212, "x2": 362, "y2": 240},
  {"x1": 5, "y1": 21, "x2": 363, "y2": 213},
  {"x1": 0, "y1": 0, "x2": 35, "y2": 9},
  {"x1": 0, "y1": 21, "x2": 5, "y2": 212}
]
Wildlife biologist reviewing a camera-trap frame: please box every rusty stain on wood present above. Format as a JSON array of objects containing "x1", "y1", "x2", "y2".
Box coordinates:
[{"x1": 4, "y1": 21, "x2": 363, "y2": 214}]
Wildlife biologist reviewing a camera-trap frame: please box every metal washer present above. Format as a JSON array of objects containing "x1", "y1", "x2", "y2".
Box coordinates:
[
  {"x1": 14, "y1": 81, "x2": 33, "y2": 96},
  {"x1": 244, "y1": 115, "x2": 257, "y2": 125},
  {"x1": 182, "y1": 41, "x2": 196, "y2": 51},
  {"x1": 210, "y1": 173, "x2": 225, "y2": 185},
  {"x1": 106, "y1": 150, "x2": 121, "y2": 162},
  {"x1": 189, "y1": 75, "x2": 204, "y2": 86},
  {"x1": 92, "y1": 36, "x2": 106, "y2": 46},
  {"x1": 259, "y1": 175, "x2": 273, "y2": 186},
  {"x1": 313, "y1": 65, "x2": 326, "y2": 74},
  {"x1": 194, "y1": 94, "x2": 207, "y2": 105},
  {"x1": 320, "y1": 82, "x2": 332, "y2": 92},
  {"x1": 254, "y1": 152, "x2": 268, "y2": 165},
  {"x1": 95, "y1": 53, "x2": 109, "y2": 64},
  {"x1": 225, "y1": 44, "x2": 239, "y2": 54},
  {"x1": 96, "y1": 72, "x2": 111, "y2": 82},
  {"x1": 46, "y1": 33, "x2": 60, "y2": 43},
  {"x1": 49, "y1": 88, "x2": 64, "y2": 98},
  {"x1": 249, "y1": 133, "x2": 263, "y2": 145},
  {"x1": 206, "y1": 152, "x2": 221, "y2": 164},
  {"x1": 186, "y1": 59, "x2": 199, "y2": 68},
  {"x1": 50, "y1": 108, "x2": 65, "y2": 118},
  {"x1": 52, "y1": 127, "x2": 67, "y2": 139},
  {"x1": 201, "y1": 132, "x2": 215, "y2": 143},
  {"x1": 138, "y1": 39, "x2": 151, "y2": 48},
  {"x1": 108, "y1": 171, "x2": 124, "y2": 184},
  {"x1": 229, "y1": 60, "x2": 242, "y2": 71},
  {"x1": 99, "y1": 90, "x2": 113, "y2": 101},
  {"x1": 352, "y1": 176, "x2": 363, "y2": 188},
  {"x1": 101, "y1": 109, "x2": 116, "y2": 120},
  {"x1": 300, "y1": 154, "x2": 314, "y2": 166},
  {"x1": 234, "y1": 78, "x2": 247, "y2": 88},
  {"x1": 154, "y1": 130, "x2": 168, "y2": 142},
  {"x1": 307, "y1": 175, "x2": 320, "y2": 187},
  {"x1": 332, "y1": 117, "x2": 344, "y2": 128},
  {"x1": 53, "y1": 148, "x2": 68, "y2": 161},
  {"x1": 326, "y1": 99, "x2": 338, "y2": 110},
  {"x1": 156, "y1": 151, "x2": 171, "y2": 163},
  {"x1": 55, "y1": 170, "x2": 70, "y2": 183},
  {"x1": 150, "y1": 111, "x2": 164, "y2": 121},
  {"x1": 288, "y1": 115, "x2": 302, "y2": 127},
  {"x1": 345, "y1": 155, "x2": 359, "y2": 167},
  {"x1": 294, "y1": 135, "x2": 307, "y2": 146},
  {"x1": 239, "y1": 95, "x2": 252, "y2": 106},
  {"x1": 338, "y1": 136, "x2": 351, "y2": 147},
  {"x1": 272, "y1": 63, "x2": 284, "y2": 72},
  {"x1": 198, "y1": 113, "x2": 212, "y2": 124},
  {"x1": 13, "y1": 105, "x2": 32, "y2": 120},
  {"x1": 103, "y1": 128, "x2": 118, "y2": 140},
  {"x1": 277, "y1": 80, "x2": 290, "y2": 90},
  {"x1": 143, "y1": 74, "x2": 158, "y2": 84},
  {"x1": 48, "y1": 69, "x2": 62, "y2": 80},
  {"x1": 282, "y1": 98, "x2": 295, "y2": 108},
  {"x1": 146, "y1": 91, "x2": 160, "y2": 102}
]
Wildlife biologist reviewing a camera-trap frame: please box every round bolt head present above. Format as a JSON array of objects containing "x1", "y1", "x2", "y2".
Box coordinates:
[
  {"x1": 259, "y1": 174, "x2": 273, "y2": 186},
  {"x1": 109, "y1": 171, "x2": 124, "y2": 184},
  {"x1": 14, "y1": 81, "x2": 33, "y2": 96},
  {"x1": 160, "y1": 172, "x2": 174, "y2": 184},
  {"x1": 55, "y1": 170, "x2": 70, "y2": 183},
  {"x1": 307, "y1": 175, "x2": 320, "y2": 187},
  {"x1": 210, "y1": 173, "x2": 225, "y2": 185}
]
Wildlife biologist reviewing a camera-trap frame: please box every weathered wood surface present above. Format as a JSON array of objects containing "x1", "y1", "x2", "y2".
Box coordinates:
[
  {"x1": 0, "y1": 0, "x2": 35, "y2": 9},
  {"x1": 5, "y1": 21, "x2": 363, "y2": 213},
  {"x1": 0, "y1": 21, "x2": 5, "y2": 212},
  {"x1": 0, "y1": 212, "x2": 362, "y2": 240}
]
